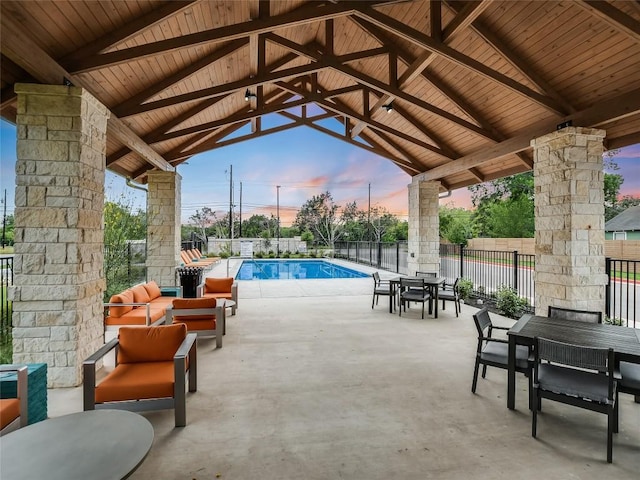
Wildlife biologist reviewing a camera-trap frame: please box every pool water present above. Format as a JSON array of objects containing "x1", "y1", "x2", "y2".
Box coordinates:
[{"x1": 236, "y1": 259, "x2": 368, "y2": 280}]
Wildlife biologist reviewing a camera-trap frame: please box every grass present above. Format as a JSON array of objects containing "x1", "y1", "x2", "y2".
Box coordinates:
[{"x1": 0, "y1": 246, "x2": 14, "y2": 255}]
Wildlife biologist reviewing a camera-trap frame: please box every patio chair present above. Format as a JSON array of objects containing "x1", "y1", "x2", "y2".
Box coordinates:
[
  {"x1": 0, "y1": 365, "x2": 28, "y2": 436},
  {"x1": 398, "y1": 277, "x2": 431, "y2": 319},
  {"x1": 532, "y1": 337, "x2": 617, "y2": 463},
  {"x1": 166, "y1": 297, "x2": 224, "y2": 348},
  {"x1": 472, "y1": 308, "x2": 532, "y2": 403},
  {"x1": 371, "y1": 272, "x2": 393, "y2": 310},
  {"x1": 438, "y1": 278, "x2": 461, "y2": 317},
  {"x1": 619, "y1": 361, "x2": 640, "y2": 403},
  {"x1": 547, "y1": 306, "x2": 602, "y2": 323},
  {"x1": 83, "y1": 323, "x2": 197, "y2": 427},
  {"x1": 415, "y1": 271, "x2": 437, "y2": 278}
]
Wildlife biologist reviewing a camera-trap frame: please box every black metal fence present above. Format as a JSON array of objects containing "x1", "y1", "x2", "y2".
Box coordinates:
[
  {"x1": 334, "y1": 241, "x2": 408, "y2": 274},
  {"x1": 103, "y1": 243, "x2": 147, "y2": 300},
  {"x1": 606, "y1": 258, "x2": 640, "y2": 328},
  {"x1": 0, "y1": 256, "x2": 13, "y2": 342}
]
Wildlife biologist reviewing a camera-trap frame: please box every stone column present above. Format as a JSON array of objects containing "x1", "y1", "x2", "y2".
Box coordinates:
[
  {"x1": 146, "y1": 171, "x2": 181, "y2": 286},
  {"x1": 532, "y1": 127, "x2": 608, "y2": 316},
  {"x1": 11, "y1": 84, "x2": 109, "y2": 387},
  {"x1": 407, "y1": 179, "x2": 440, "y2": 275}
]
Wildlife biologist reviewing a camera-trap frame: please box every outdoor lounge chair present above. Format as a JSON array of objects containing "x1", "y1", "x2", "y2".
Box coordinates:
[
  {"x1": 472, "y1": 308, "x2": 532, "y2": 403},
  {"x1": 547, "y1": 306, "x2": 602, "y2": 323},
  {"x1": 371, "y1": 272, "x2": 393, "y2": 310},
  {"x1": 83, "y1": 324, "x2": 197, "y2": 427},
  {"x1": 166, "y1": 297, "x2": 224, "y2": 348},
  {"x1": 0, "y1": 365, "x2": 28, "y2": 436},
  {"x1": 532, "y1": 337, "x2": 617, "y2": 463}
]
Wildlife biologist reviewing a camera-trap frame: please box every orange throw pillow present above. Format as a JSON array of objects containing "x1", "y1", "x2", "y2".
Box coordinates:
[
  {"x1": 117, "y1": 324, "x2": 187, "y2": 364},
  {"x1": 205, "y1": 277, "x2": 233, "y2": 293},
  {"x1": 108, "y1": 290, "x2": 134, "y2": 318},
  {"x1": 144, "y1": 281, "x2": 162, "y2": 300},
  {"x1": 131, "y1": 284, "x2": 150, "y2": 304}
]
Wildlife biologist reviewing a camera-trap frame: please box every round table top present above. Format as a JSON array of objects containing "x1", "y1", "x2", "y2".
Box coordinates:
[{"x1": 0, "y1": 409, "x2": 154, "y2": 480}]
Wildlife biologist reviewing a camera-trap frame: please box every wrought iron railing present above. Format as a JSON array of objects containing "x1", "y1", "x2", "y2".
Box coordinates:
[
  {"x1": 334, "y1": 241, "x2": 408, "y2": 274},
  {"x1": 0, "y1": 256, "x2": 13, "y2": 341}
]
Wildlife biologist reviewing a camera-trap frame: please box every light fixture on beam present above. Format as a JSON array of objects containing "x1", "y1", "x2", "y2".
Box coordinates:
[
  {"x1": 244, "y1": 89, "x2": 257, "y2": 101},
  {"x1": 382, "y1": 102, "x2": 393, "y2": 113}
]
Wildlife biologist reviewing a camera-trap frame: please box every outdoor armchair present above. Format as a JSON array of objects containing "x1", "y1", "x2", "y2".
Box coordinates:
[
  {"x1": 83, "y1": 324, "x2": 197, "y2": 427},
  {"x1": 197, "y1": 277, "x2": 238, "y2": 315},
  {"x1": 166, "y1": 297, "x2": 224, "y2": 348},
  {"x1": 619, "y1": 361, "x2": 640, "y2": 403},
  {"x1": 371, "y1": 272, "x2": 393, "y2": 310},
  {"x1": 532, "y1": 337, "x2": 617, "y2": 463},
  {"x1": 0, "y1": 365, "x2": 28, "y2": 436},
  {"x1": 472, "y1": 308, "x2": 532, "y2": 404},
  {"x1": 398, "y1": 277, "x2": 431, "y2": 319},
  {"x1": 547, "y1": 306, "x2": 602, "y2": 324}
]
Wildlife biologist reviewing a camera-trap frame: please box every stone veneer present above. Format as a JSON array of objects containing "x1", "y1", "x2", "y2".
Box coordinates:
[
  {"x1": 407, "y1": 179, "x2": 440, "y2": 275},
  {"x1": 146, "y1": 171, "x2": 181, "y2": 286},
  {"x1": 11, "y1": 84, "x2": 109, "y2": 387},
  {"x1": 532, "y1": 127, "x2": 607, "y2": 316}
]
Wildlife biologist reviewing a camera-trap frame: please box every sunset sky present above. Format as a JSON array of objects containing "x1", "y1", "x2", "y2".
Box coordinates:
[{"x1": 1, "y1": 119, "x2": 639, "y2": 226}]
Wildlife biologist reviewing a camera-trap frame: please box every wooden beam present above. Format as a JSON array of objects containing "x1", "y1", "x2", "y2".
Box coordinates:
[
  {"x1": 352, "y1": 4, "x2": 567, "y2": 115},
  {"x1": 441, "y1": 0, "x2": 494, "y2": 39},
  {"x1": 416, "y1": 87, "x2": 640, "y2": 181},
  {"x1": 0, "y1": 10, "x2": 172, "y2": 172},
  {"x1": 66, "y1": 2, "x2": 359, "y2": 73},
  {"x1": 575, "y1": 0, "x2": 640, "y2": 43}
]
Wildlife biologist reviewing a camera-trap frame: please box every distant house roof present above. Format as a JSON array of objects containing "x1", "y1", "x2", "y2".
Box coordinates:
[{"x1": 605, "y1": 206, "x2": 640, "y2": 232}]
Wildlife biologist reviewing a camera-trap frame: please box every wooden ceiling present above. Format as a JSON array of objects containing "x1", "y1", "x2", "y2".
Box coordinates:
[{"x1": 1, "y1": 1, "x2": 640, "y2": 191}]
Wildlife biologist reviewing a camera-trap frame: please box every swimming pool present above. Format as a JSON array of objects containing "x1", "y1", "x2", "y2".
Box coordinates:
[{"x1": 236, "y1": 259, "x2": 368, "y2": 280}]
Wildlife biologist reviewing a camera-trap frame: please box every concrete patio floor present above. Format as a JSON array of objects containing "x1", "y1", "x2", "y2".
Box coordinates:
[{"x1": 48, "y1": 261, "x2": 640, "y2": 479}]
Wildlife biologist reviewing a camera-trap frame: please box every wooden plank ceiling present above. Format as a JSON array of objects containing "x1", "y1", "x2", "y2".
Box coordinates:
[{"x1": 1, "y1": 0, "x2": 639, "y2": 191}]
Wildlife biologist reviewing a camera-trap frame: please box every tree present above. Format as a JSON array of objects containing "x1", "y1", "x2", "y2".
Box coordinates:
[
  {"x1": 188, "y1": 207, "x2": 215, "y2": 244},
  {"x1": 293, "y1": 191, "x2": 346, "y2": 248},
  {"x1": 486, "y1": 196, "x2": 535, "y2": 238},
  {"x1": 439, "y1": 205, "x2": 473, "y2": 245}
]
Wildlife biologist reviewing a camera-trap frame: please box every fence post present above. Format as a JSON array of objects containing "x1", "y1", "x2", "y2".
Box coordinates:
[
  {"x1": 396, "y1": 242, "x2": 400, "y2": 273},
  {"x1": 605, "y1": 257, "x2": 611, "y2": 318},
  {"x1": 127, "y1": 243, "x2": 132, "y2": 281},
  {"x1": 356, "y1": 242, "x2": 360, "y2": 264},
  {"x1": 377, "y1": 242, "x2": 382, "y2": 268},
  {"x1": 513, "y1": 250, "x2": 519, "y2": 292},
  {"x1": 459, "y1": 244, "x2": 465, "y2": 278}
]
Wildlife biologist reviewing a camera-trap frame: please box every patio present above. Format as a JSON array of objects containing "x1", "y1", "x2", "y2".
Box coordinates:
[{"x1": 48, "y1": 263, "x2": 640, "y2": 479}]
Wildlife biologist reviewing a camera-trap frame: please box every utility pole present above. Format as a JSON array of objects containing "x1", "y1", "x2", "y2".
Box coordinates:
[
  {"x1": 228, "y1": 165, "x2": 233, "y2": 245},
  {"x1": 239, "y1": 181, "x2": 243, "y2": 238},
  {"x1": 368, "y1": 183, "x2": 371, "y2": 241},
  {"x1": 276, "y1": 185, "x2": 281, "y2": 256},
  {"x1": 1, "y1": 189, "x2": 6, "y2": 248}
]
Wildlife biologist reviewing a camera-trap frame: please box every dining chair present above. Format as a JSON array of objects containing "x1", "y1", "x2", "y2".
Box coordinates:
[
  {"x1": 398, "y1": 277, "x2": 430, "y2": 319},
  {"x1": 371, "y1": 272, "x2": 393, "y2": 310},
  {"x1": 415, "y1": 271, "x2": 437, "y2": 278},
  {"x1": 547, "y1": 306, "x2": 602, "y2": 323},
  {"x1": 438, "y1": 278, "x2": 461, "y2": 317},
  {"x1": 619, "y1": 361, "x2": 640, "y2": 403},
  {"x1": 532, "y1": 337, "x2": 617, "y2": 463},
  {"x1": 472, "y1": 308, "x2": 532, "y2": 401}
]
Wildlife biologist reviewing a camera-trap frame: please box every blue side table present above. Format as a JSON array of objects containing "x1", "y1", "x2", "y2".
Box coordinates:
[{"x1": 0, "y1": 363, "x2": 48, "y2": 424}]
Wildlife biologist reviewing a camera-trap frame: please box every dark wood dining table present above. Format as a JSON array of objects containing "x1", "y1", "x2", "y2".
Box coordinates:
[
  {"x1": 389, "y1": 276, "x2": 446, "y2": 317},
  {"x1": 506, "y1": 314, "x2": 640, "y2": 410}
]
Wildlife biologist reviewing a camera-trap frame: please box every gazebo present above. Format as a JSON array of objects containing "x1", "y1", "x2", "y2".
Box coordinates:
[{"x1": 1, "y1": 0, "x2": 639, "y2": 386}]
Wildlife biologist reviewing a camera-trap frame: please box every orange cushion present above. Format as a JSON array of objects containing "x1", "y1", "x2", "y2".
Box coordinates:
[
  {"x1": 202, "y1": 292, "x2": 232, "y2": 301},
  {"x1": 108, "y1": 290, "x2": 134, "y2": 318},
  {"x1": 205, "y1": 277, "x2": 233, "y2": 294},
  {"x1": 172, "y1": 298, "x2": 216, "y2": 323},
  {"x1": 0, "y1": 398, "x2": 20, "y2": 430},
  {"x1": 144, "y1": 281, "x2": 162, "y2": 300},
  {"x1": 117, "y1": 324, "x2": 187, "y2": 364},
  {"x1": 131, "y1": 284, "x2": 150, "y2": 304},
  {"x1": 95, "y1": 362, "x2": 174, "y2": 403}
]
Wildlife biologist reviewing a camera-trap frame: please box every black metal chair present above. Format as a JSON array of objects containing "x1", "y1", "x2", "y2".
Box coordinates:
[
  {"x1": 371, "y1": 272, "x2": 393, "y2": 310},
  {"x1": 438, "y1": 278, "x2": 461, "y2": 317},
  {"x1": 532, "y1": 337, "x2": 618, "y2": 463},
  {"x1": 415, "y1": 271, "x2": 437, "y2": 278},
  {"x1": 548, "y1": 306, "x2": 602, "y2": 323},
  {"x1": 619, "y1": 361, "x2": 640, "y2": 403},
  {"x1": 472, "y1": 308, "x2": 532, "y2": 399},
  {"x1": 398, "y1": 277, "x2": 431, "y2": 319}
]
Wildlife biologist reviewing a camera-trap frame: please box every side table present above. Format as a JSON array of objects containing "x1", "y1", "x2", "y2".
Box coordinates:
[{"x1": 0, "y1": 363, "x2": 47, "y2": 424}]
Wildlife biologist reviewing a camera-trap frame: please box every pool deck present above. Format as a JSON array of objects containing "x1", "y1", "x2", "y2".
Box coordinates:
[{"x1": 44, "y1": 260, "x2": 640, "y2": 479}]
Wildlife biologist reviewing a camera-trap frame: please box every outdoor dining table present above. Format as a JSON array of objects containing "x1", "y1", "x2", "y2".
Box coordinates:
[
  {"x1": 389, "y1": 276, "x2": 446, "y2": 317},
  {"x1": 506, "y1": 314, "x2": 640, "y2": 410}
]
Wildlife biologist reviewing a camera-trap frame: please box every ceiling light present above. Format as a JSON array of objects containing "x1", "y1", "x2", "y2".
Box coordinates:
[
  {"x1": 244, "y1": 89, "x2": 257, "y2": 101},
  {"x1": 382, "y1": 102, "x2": 393, "y2": 113}
]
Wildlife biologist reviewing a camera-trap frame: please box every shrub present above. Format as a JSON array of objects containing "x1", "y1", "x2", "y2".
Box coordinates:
[
  {"x1": 604, "y1": 315, "x2": 626, "y2": 326},
  {"x1": 495, "y1": 285, "x2": 529, "y2": 319},
  {"x1": 254, "y1": 251, "x2": 264, "y2": 259},
  {"x1": 457, "y1": 278, "x2": 473, "y2": 301}
]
